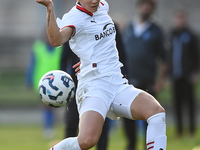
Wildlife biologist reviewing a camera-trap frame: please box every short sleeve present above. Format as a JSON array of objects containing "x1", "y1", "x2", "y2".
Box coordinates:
[
  {"x1": 56, "y1": 10, "x2": 84, "y2": 36},
  {"x1": 100, "y1": 0, "x2": 109, "y2": 12}
]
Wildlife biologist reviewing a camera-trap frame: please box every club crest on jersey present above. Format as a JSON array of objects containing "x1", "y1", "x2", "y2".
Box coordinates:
[{"x1": 95, "y1": 23, "x2": 115, "y2": 41}]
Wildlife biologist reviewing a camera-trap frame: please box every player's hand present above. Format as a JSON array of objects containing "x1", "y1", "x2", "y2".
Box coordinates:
[
  {"x1": 73, "y1": 62, "x2": 81, "y2": 76},
  {"x1": 36, "y1": 0, "x2": 53, "y2": 8}
]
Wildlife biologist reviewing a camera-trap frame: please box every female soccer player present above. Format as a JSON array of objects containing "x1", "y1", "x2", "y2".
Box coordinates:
[{"x1": 36, "y1": 0, "x2": 167, "y2": 150}]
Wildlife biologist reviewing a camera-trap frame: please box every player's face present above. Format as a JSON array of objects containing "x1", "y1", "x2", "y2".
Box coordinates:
[{"x1": 78, "y1": 0, "x2": 100, "y2": 13}]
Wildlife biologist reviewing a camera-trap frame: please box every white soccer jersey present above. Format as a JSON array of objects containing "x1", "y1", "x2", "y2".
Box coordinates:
[{"x1": 57, "y1": 0, "x2": 123, "y2": 81}]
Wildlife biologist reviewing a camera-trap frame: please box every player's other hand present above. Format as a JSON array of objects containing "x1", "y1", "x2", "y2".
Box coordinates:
[
  {"x1": 73, "y1": 62, "x2": 81, "y2": 76},
  {"x1": 36, "y1": 0, "x2": 53, "y2": 8}
]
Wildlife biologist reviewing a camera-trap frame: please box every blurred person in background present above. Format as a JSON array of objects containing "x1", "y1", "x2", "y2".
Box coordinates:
[
  {"x1": 60, "y1": 41, "x2": 79, "y2": 139},
  {"x1": 61, "y1": 22, "x2": 126, "y2": 150},
  {"x1": 26, "y1": 31, "x2": 63, "y2": 139},
  {"x1": 123, "y1": 0, "x2": 167, "y2": 149},
  {"x1": 167, "y1": 9, "x2": 199, "y2": 137}
]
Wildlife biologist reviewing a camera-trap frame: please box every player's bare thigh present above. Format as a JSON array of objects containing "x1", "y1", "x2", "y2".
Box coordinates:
[
  {"x1": 78, "y1": 111, "x2": 104, "y2": 150},
  {"x1": 112, "y1": 85, "x2": 165, "y2": 120},
  {"x1": 131, "y1": 91, "x2": 165, "y2": 121}
]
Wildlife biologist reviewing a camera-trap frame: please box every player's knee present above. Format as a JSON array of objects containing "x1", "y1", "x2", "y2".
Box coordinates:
[
  {"x1": 79, "y1": 135, "x2": 98, "y2": 150},
  {"x1": 155, "y1": 102, "x2": 165, "y2": 114},
  {"x1": 148, "y1": 102, "x2": 165, "y2": 121},
  {"x1": 145, "y1": 96, "x2": 165, "y2": 121}
]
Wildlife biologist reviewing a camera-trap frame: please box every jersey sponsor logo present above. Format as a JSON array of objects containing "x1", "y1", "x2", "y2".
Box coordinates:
[
  {"x1": 103, "y1": 23, "x2": 113, "y2": 30},
  {"x1": 95, "y1": 23, "x2": 115, "y2": 40}
]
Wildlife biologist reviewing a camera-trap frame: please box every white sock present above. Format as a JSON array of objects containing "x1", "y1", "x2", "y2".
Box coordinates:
[
  {"x1": 146, "y1": 112, "x2": 167, "y2": 150},
  {"x1": 50, "y1": 137, "x2": 81, "y2": 150}
]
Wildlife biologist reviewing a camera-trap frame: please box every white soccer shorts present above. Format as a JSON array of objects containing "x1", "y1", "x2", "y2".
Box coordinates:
[{"x1": 76, "y1": 73, "x2": 143, "y2": 120}]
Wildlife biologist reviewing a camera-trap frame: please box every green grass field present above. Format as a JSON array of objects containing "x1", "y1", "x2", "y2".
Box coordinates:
[
  {"x1": 1, "y1": 71, "x2": 200, "y2": 150},
  {"x1": 0, "y1": 124, "x2": 200, "y2": 150}
]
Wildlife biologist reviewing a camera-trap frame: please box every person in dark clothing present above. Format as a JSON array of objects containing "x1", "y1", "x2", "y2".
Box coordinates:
[
  {"x1": 123, "y1": 0, "x2": 167, "y2": 149},
  {"x1": 115, "y1": 24, "x2": 128, "y2": 76},
  {"x1": 168, "y1": 9, "x2": 199, "y2": 137},
  {"x1": 60, "y1": 41, "x2": 80, "y2": 138}
]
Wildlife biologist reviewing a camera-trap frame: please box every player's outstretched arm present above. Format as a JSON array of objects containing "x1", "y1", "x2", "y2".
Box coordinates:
[{"x1": 36, "y1": 0, "x2": 74, "y2": 47}]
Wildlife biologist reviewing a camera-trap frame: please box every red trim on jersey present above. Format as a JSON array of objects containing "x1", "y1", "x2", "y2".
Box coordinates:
[
  {"x1": 76, "y1": 5, "x2": 93, "y2": 16},
  {"x1": 60, "y1": 25, "x2": 76, "y2": 37},
  {"x1": 100, "y1": 2, "x2": 104, "y2": 6}
]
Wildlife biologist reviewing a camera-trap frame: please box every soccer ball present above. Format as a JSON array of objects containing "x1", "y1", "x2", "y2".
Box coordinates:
[{"x1": 38, "y1": 70, "x2": 75, "y2": 108}]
